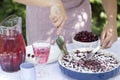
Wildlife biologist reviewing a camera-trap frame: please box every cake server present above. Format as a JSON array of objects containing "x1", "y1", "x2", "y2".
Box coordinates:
[{"x1": 56, "y1": 35, "x2": 69, "y2": 55}]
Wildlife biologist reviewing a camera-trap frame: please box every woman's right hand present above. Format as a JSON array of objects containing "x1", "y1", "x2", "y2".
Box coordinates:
[{"x1": 49, "y1": 3, "x2": 67, "y2": 35}]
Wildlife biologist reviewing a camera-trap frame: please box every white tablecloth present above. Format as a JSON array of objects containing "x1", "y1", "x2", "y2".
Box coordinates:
[{"x1": 0, "y1": 38, "x2": 120, "y2": 80}]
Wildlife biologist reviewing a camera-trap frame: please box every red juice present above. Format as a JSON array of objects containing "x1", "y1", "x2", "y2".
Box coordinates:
[
  {"x1": 0, "y1": 33, "x2": 26, "y2": 72},
  {"x1": 33, "y1": 45, "x2": 50, "y2": 64}
]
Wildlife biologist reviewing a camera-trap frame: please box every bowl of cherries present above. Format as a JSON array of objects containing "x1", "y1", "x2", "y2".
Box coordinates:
[{"x1": 72, "y1": 31, "x2": 99, "y2": 48}]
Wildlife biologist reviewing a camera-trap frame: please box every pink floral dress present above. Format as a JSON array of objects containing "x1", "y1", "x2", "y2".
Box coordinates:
[{"x1": 26, "y1": 0, "x2": 91, "y2": 45}]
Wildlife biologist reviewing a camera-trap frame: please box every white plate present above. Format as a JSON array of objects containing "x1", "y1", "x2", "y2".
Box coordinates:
[{"x1": 26, "y1": 45, "x2": 61, "y2": 64}]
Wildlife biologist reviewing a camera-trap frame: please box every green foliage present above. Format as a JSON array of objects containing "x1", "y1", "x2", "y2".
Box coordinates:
[
  {"x1": 0, "y1": 0, "x2": 26, "y2": 42},
  {"x1": 0, "y1": 0, "x2": 120, "y2": 42},
  {"x1": 90, "y1": 0, "x2": 120, "y2": 37}
]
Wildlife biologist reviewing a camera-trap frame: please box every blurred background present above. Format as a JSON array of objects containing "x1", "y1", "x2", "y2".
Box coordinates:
[{"x1": 0, "y1": 0, "x2": 120, "y2": 43}]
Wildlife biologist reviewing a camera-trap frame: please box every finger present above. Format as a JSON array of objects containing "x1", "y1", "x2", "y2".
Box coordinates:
[
  {"x1": 101, "y1": 36, "x2": 110, "y2": 49},
  {"x1": 58, "y1": 16, "x2": 67, "y2": 28},
  {"x1": 49, "y1": 15, "x2": 58, "y2": 23},
  {"x1": 49, "y1": 16, "x2": 59, "y2": 29},
  {"x1": 54, "y1": 16, "x2": 63, "y2": 28},
  {"x1": 101, "y1": 30, "x2": 106, "y2": 43},
  {"x1": 52, "y1": 16, "x2": 58, "y2": 23},
  {"x1": 106, "y1": 40, "x2": 114, "y2": 48},
  {"x1": 101, "y1": 40, "x2": 109, "y2": 49},
  {"x1": 57, "y1": 19, "x2": 65, "y2": 35},
  {"x1": 106, "y1": 37, "x2": 117, "y2": 48},
  {"x1": 101, "y1": 31, "x2": 106, "y2": 47}
]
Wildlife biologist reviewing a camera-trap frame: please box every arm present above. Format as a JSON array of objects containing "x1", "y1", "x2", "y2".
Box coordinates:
[
  {"x1": 101, "y1": 0, "x2": 118, "y2": 48},
  {"x1": 15, "y1": 0, "x2": 61, "y2": 7},
  {"x1": 102, "y1": 0, "x2": 117, "y2": 24},
  {"x1": 15, "y1": 0, "x2": 67, "y2": 35}
]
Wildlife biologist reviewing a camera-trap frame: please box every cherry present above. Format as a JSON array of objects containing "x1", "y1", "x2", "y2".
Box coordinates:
[{"x1": 74, "y1": 31, "x2": 98, "y2": 42}]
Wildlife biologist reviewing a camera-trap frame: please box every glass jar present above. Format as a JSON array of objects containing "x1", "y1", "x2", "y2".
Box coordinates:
[{"x1": 0, "y1": 15, "x2": 26, "y2": 72}]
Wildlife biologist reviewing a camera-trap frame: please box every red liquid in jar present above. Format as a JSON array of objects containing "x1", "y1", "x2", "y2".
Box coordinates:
[{"x1": 0, "y1": 33, "x2": 26, "y2": 72}]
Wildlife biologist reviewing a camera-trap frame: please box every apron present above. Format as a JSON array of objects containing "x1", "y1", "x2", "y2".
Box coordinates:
[{"x1": 26, "y1": 0, "x2": 91, "y2": 45}]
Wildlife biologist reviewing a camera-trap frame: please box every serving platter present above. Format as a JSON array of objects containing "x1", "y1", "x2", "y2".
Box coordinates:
[{"x1": 58, "y1": 48, "x2": 120, "y2": 80}]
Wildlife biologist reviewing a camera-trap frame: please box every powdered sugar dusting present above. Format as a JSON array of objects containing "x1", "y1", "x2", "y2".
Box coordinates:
[{"x1": 60, "y1": 50, "x2": 120, "y2": 73}]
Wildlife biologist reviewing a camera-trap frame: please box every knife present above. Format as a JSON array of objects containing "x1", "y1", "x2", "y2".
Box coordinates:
[{"x1": 86, "y1": 46, "x2": 101, "y2": 60}]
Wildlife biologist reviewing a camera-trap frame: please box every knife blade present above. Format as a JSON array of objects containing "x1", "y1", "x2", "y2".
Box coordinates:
[{"x1": 86, "y1": 46, "x2": 101, "y2": 60}]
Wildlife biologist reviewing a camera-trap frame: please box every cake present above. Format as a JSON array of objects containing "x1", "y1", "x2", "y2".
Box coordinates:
[{"x1": 61, "y1": 50, "x2": 119, "y2": 73}]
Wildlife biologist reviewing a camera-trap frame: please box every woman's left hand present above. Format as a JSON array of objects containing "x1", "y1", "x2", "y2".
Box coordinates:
[{"x1": 101, "y1": 22, "x2": 118, "y2": 49}]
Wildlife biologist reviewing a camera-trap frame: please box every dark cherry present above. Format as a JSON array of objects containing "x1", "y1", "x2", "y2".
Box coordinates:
[
  {"x1": 74, "y1": 31, "x2": 98, "y2": 42},
  {"x1": 31, "y1": 55, "x2": 35, "y2": 58},
  {"x1": 27, "y1": 54, "x2": 31, "y2": 57}
]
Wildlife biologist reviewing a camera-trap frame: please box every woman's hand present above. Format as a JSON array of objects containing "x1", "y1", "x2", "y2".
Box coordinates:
[
  {"x1": 101, "y1": 22, "x2": 118, "y2": 49},
  {"x1": 101, "y1": 0, "x2": 117, "y2": 49},
  {"x1": 49, "y1": 3, "x2": 67, "y2": 35}
]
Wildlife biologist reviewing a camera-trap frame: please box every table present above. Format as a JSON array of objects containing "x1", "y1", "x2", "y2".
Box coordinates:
[{"x1": 0, "y1": 38, "x2": 120, "y2": 80}]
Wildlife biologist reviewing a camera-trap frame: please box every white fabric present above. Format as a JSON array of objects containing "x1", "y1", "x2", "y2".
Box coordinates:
[{"x1": 0, "y1": 38, "x2": 120, "y2": 80}]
